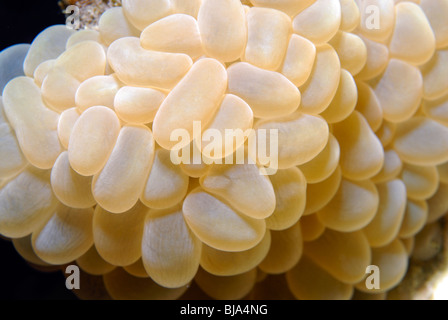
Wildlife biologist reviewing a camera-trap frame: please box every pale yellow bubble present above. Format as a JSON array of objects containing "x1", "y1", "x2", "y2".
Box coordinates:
[
  {"x1": 355, "y1": 35, "x2": 389, "y2": 81},
  {"x1": 298, "y1": 134, "x2": 340, "y2": 184},
  {"x1": 255, "y1": 112, "x2": 329, "y2": 169},
  {"x1": 182, "y1": 187, "x2": 266, "y2": 252},
  {"x1": 75, "y1": 75, "x2": 122, "y2": 112},
  {"x1": 333, "y1": 111, "x2": 384, "y2": 181},
  {"x1": 371, "y1": 148, "x2": 403, "y2": 183},
  {"x1": 107, "y1": 37, "x2": 192, "y2": 89},
  {"x1": 292, "y1": 0, "x2": 341, "y2": 44},
  {"x1": 244, "y1": 7, "x2": 291, "y2": 70},
  {"x1": 287, "y1": 255, "x2": 354, "y2": 300},
  {"x1": 280, "y1": 34, "x2": 316, "y2": 87},
  {"x1": 76, "y1": 245, "x2": 116, "y2": 276},
  {"x1": 249, "y1": 0, "x2": 315, "y2": 16},
  {"x1": 140, "y1": 147, "x2": 189, "y2": 209},
  {"x1": 114, "y1": 86, "x2": 165, "y2": 124},
  {"x1": 389, "y1": 2, "x2": 436, "y2": 66},
  {"x1": 32, "y1": 204, "x2": 94, "y2": 265},
  {"x1": 339, "y1": 0, "x2": 360, "y2": 32},
  {"x1": 372, "y1": 59, "x2": 422, "y2": 123},
  {"x1": 320, "y1": 69, "x2": 358, "y2": 124},
  {"x1": 41, "y1": 69, "x2": 80, "y2": 112},
  {"x1": 123, "y1": 259, "x2": 148, "y2": 278},
  {"x1": 142, "y1": 205, "x2": 201, "y2": 288},
  {"x1": 0, "y1": 120, "x2": 27, "y2": 179},
  {"x1": 171, "y1": 0, "x2": 202, "y2": 17},
  {"x1": 259, "y1": 222, "x2": 303, "y2": 274},
  {"x1": 304, "y1": 229, "x2": 371, "y2": 284},
  {"x1": 420, "y1": 0, "x2": 448, "y2": 49},
  {"x1": 57, "y1": 107, "x2": 80, "y2": 150},
  {"x1": 153, "y1": 58, "x2": 227, "y2": 150},
  {"x1": 355, "y1": 81, "x2": 383, "y2": 132},
  {"x1": 2, "y1": 77, "x2": 62, "y2": 169},
  {"x1": 66, "y1": 29, "x2": 101, "y2": 49},
  {"x1": 51, "y1": 151, "x2": 96, "y2": 209},
  {"x1": 299, "y1": 44, "x2": 341, "y2": 115},
  {"x1": 355, "y1": 0, "x2": 395, "y2": 42},
  {"x1": 317, "y1": 178, "x2": 379, "y2": 232},
  {"x1": 200, "y1": 231, "x2": 271, "y2": 276},
  {"x1": 401, "y1": 163, "x2": 439, "y2": 200},
  {"x1": 329, "y1": 31, "x2": 367, "y2": 76},
  {"x1": 266, "y1": 167, "x2": 307, "y2": 230},
  {"x1": 227, "y1": 62, "x2": 301, "y2": 119},
  {"x1": 420, "y1": 49, "x2": 448, "y2": 101},
  {"x1": 363, "y1": 179, "x2": 407, "y2": 248},
  {"x1": 199, "y1": 94, "x2": 253, "y2": 160},
  {"x1": 376, "y1": 120, "x2": 396, "y2": 148},
  {"x1": 122, "y1": 0, "x2": 173, "y2": 31},
  {"x1": 200, "y1": 162, "x2": 276, "y2": 219},
  {"x1": 355, "y1": 239, "x2": 408, "y2": 293},
  {"x1": 399, "y1": 199, "x2": 428, "y2": 239},
  {"x1": 92, "y1": 125, "x2": 155, "y2": 213},
  {"x1": 422, "y1": 94, "x2": 448, "y2": 126},
  {"x1": 93, "y1": 202, "x2": 148, "y2": 266},
  {"x1": 199, "y1": 0, "x2": 247, "y2": 62},
  {"x1": 99, "y1": 7, "x2": 140, "y2": 46},
  {"x1": 0, "y1": 167, "x2": 58, "y2": 238},
  {"x1": 303, "y1": 166, "x2": 342, "y2": 216},
  {"x1": 33, "y1": 59, "x2": 55, "y2": 88},
  {"x1": 141, "y1": 14, "x2": 203, "y2": 59},
  {"x1": 179, "y1": 141, "x2": 211, "y2": 178},
  {"x1": 393, "y1": 116, "x2": 448, "y2": 166},
  {"x1": 68, "y1": 106, "x2": 121, "y2": 177}
]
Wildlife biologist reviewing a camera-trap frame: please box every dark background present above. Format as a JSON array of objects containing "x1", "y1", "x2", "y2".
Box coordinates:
[
  {"x1": 0, "y1": 1, "x2": 66, "y2": 51},
  {"x1": 0, "y1": 1, "x2": 77, "y2": 299}
]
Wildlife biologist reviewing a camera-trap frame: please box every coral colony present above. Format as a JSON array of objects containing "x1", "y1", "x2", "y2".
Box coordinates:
[{"x1": 0, "y1": 0, "x2": 448, "y2": 300}]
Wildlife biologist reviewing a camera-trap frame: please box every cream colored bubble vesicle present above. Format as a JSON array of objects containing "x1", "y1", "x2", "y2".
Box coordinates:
[
  {"x1": 140, "y1": 147, "x2": 189, "y2": 209},
  {"x1": 51, "y1": 151, "x2": 96, "y2": 209},
  {"x1": 93, "y1": 202, "x2": 148, "y2": 266},
  {"x1": 75, "y1": 75, "x2": 123, "y2": 112},
  {"x1": 32, "y1": 204, "x2": 94, "y2": 265},
  {"x1": 182, "y1": 187, "x2": 266, "y2": 252},
  {"x1": 200, "y1": 162, "x2": 276, "y2": 219},
  {"x1": 227, "y1": 62, "x2": 301, "y2": 119},
  {"x1": 1, "y1": 0, "x2": 448, "y2": 301},
  {"x1": 153, "y1": 58, "x2": 227, "y2": 150},
  {"x1": 92, "y1": 125, "x2": 155, "y2": 213},
  {"x1": 107, "y1": 37, "x2": 192, "y2": 89},
  {"x1": 244, "y1": 7, "x2": 291, "y2": 70},
  {"x1": 142, "y1": 205, "x2": 202, "y2": 288},
  {"x1": 141, "y1": 14, "x2": 203, "y2": 59},
  {"x1": 2, "y1": 77, "x2": 62, "y2": 170},
  {"x1": 198, "y1": 0, "x2": 247, "y2": 63},
  {"x1": 68, "y1": 106, "x2": 121, "y2": 177}
]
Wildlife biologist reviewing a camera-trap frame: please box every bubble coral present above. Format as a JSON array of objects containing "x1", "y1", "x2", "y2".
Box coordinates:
[{"x1": 1, "y1": 0, "x2": 448, "y2": 300}]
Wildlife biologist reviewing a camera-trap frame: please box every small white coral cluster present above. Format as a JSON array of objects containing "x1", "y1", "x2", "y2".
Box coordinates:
[{"x1": 1, "y1": 0, "x2": 448, "y2": 300}]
